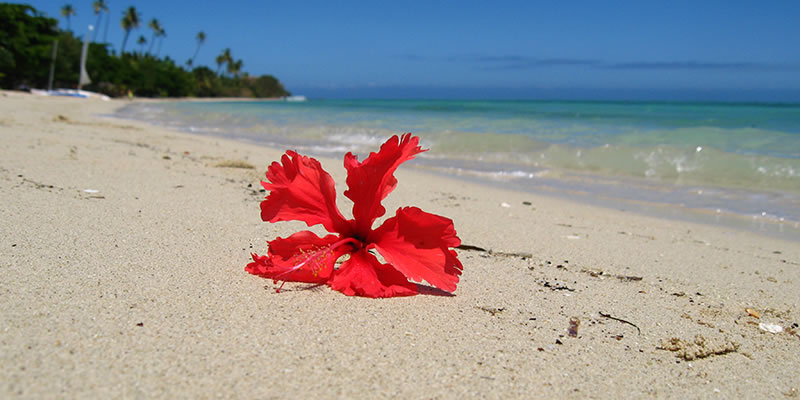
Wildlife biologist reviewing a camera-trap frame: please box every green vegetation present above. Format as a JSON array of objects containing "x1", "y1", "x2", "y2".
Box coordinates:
[{"x1": 0, "y1": 3, "x2": 290, "y2": 98}]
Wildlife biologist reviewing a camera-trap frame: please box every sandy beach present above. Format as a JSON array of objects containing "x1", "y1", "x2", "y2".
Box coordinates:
[{"x1": 1, "y1": 90, "x2": 798, "y2": 398}]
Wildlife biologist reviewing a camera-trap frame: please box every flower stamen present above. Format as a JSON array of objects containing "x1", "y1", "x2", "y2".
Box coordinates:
[{"x1": 271, "y1": 237, "x2": 361, "y2": 291}]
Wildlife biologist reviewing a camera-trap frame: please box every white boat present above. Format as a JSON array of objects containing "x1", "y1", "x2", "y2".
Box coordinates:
[
  {"x1": 30, "y1": 88, "x2": 111, "y2": 100},
  {"x1": 33, "y1": 25, "x2": 110, "y2": 100}
]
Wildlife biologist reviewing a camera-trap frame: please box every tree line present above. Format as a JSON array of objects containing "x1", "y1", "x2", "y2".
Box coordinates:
[{"x1": 0, "y1": 3, "x2": 290, "y2": 98}]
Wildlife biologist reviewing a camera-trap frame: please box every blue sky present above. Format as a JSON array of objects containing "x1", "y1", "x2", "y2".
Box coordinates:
[{"x1": 30, "y1": 0, "x2": 800, "y2": 100}]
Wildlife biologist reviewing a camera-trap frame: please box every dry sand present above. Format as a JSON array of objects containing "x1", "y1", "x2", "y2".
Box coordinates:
[{"x1": 1, "y1": 90, "x2": 798, "y2": 398}]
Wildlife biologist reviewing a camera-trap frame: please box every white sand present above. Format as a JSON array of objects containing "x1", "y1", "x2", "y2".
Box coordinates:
[{"x1": 1, "y1": 90, "x2": 798, "y2": 398}]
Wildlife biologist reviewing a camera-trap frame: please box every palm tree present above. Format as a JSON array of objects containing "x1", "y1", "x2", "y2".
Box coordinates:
[
  {"x1": 120, "y1": 6, "x2": 140, "y2": 53},
  {"x1": 155, "y1": 27, "x2": 166, "y2": 56},
  {"x1": 215, "y1": 54, "x2": 225, "y2": 75},
  {"x1": 92, "y1": 1, "x2": 108, "y2": 41},
  {"x1": 228, "y1": 59, "x2": 243, "y2": 78},
  {"x1": 137, "y1": 35, "x2": 147, "y2": 54},
  {"x1": 146, "y1": 19, "x2": 162, "y2": 55},
  {"x1": 60, "y1": 4, "x2": 76, "y2": 31},
  {"x1": 216, "y1": 47, "x2": 231, "y2": 76},
  {"x1": 102, "y1": 1, "x2": 111, "y2": 44},
  {"x1": 190, "y1": 31, "x2": 206, "y2": 66}
]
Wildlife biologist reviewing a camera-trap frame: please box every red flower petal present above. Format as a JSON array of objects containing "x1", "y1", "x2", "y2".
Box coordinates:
[
  {"x1": 246, "y1": 231, "x2": 346, "y2": 283},
  {"x1": 343, "y1": 133, "x2": 426, "y2": 233},
  {"x1": 260, "y1": 151, "x2": 352, "y2": 234},
  {"x1": 369, "y1": 207, "x2": 463, "y2": 292},
  {"x1": 328, "y1": 249, "x2": 418, "y2": 298}
]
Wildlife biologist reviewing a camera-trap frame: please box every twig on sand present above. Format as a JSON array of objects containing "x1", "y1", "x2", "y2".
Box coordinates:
[
  {"x1": 599, "y1": 311, "x2": 641, "y2": 335},
  {"x1": 457, "y1": 244, "x2": 488, "y2": 252},
  {"x1": 457, "y1": 244, "x2": 532, "y2": 259}
]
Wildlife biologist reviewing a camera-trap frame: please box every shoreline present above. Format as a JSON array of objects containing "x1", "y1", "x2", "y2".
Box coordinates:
[
  {"x1": 2, "y1": 90, "x2": 799, "y2": 398},
  {"x1": 129, "y1": 95, "x2": 286, "y2": 103},
  {"x1": 112, "y1": 97, "x2": 800, "y2": 242},
  {"x1": 423, "y1": 165, "x2": 800, "y2": 241}
]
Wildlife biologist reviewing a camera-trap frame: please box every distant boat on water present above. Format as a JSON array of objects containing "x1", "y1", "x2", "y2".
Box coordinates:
[{"x1": 282, "y1": 95, "x2": 307, "y2": 102}]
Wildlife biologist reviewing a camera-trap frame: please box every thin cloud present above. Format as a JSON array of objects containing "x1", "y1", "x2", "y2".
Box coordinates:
[
  {"x1": 449, "y1": 54, "x2": 600, "y2": 70},
  {"x1": 608, "y1": 61, "x2": 800, "y2": 71},
  {"x1": 473, "y1": 55, "x2": 530, "y2": 63},
  {"x1": 448, "y1": 54, "x2": 800, "y2": 72},
  {"x1": 486, "y1": 58, "x2": 600, "y2": 70},
  {"x1": 607, "y1": 61, "x2": 761, "y2": 70}
]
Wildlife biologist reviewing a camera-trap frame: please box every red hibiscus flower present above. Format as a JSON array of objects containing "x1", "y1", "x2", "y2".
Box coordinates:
[{"x1": 246, "y1": 133, "x2": 463, "y2": 298}]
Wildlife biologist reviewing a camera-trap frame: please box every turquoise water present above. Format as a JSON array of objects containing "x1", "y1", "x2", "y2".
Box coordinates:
[{"x1": 116, "y1": 99, "x2": 800, "y2": 238}]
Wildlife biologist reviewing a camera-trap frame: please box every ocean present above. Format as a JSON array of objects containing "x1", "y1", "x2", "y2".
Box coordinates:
[{"x1": 115, "y1": 99, "x2": 800, "y2": 240}]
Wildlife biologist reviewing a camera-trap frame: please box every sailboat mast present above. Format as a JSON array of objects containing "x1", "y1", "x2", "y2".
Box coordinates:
[
  {"x1": 78, "y1": 26, "x2": 94, "y2": 90},
  {"x1": 47, "y1": 40, "x2": 58, "y2": 91}
]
